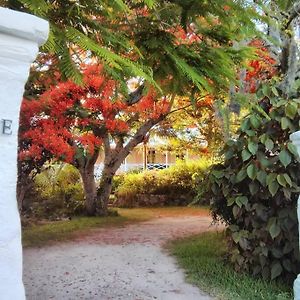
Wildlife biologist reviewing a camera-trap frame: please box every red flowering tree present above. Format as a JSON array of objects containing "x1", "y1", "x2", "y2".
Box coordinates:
[
  {"x1": 18, "y1": 1, "x2": 257, "y2": 215},
  {"x1": 245, "y1": 40, "x2": 277, "y2": 94},
  {"x1": 20, "y1": 65, "x2": 171, "y2": 215}
]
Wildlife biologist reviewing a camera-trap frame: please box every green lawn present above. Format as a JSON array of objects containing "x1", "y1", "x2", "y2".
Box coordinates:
[
  {"x1": 22, "y1": 206, "x2": 208, "y2": 248},
  {"x1": 168, "y1": 232, "x2": 293, "y2": 300}
]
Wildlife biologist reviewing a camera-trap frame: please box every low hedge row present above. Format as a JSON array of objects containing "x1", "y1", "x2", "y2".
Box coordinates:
[{"x1": 114, "y1": 160, "x2": 211, "y2": 207}]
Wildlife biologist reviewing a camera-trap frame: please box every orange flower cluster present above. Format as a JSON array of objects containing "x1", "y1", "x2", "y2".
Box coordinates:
[
  {"x1": 196, "y1": 95, "x2": 214, "y2": 108},
  {"x1": 245, "y1": 40, "x2": 277, "y2": 93},
  {"x1": 20, "y1": 65, "x2": 170, "y2": 164}
]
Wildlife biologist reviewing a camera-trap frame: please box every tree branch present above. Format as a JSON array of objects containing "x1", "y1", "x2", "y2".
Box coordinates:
[
  {"x1": 285, "y1": 2, "x2": 300, "y2": 29},
  {"x1": 103, "y1": 135, "x2": 111, "y2": 165}
]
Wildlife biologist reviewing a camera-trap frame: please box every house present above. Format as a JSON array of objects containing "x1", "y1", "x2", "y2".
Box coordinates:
[{"x1": 94, "y1": 135, "x2": 201, "y2": 176}]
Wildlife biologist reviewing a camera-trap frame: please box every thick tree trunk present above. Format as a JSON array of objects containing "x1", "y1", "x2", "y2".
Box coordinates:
[
  {"x1": 96, "y1": 115, "x2": 168, "y2": 214},
  {"x1": 16, "y1": 176, "x2": 33, "y2": 212},
  {"x1": 79, "y1": 164, "x2": 97, "y2": 216},
  {"x1": 97, "y1": 167, "x2": 115, "y2": 216}
]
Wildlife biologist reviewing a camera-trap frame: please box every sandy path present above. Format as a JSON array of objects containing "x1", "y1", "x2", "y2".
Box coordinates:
[{"x1": 23, "y1": 215, "x2": 222, "y2": 300}]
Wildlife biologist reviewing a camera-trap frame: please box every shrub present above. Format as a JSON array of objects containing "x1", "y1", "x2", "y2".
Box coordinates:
[
  {"x1": 208, "y1": 92, "x2": 300, "y2": 282},
  {"x1": 114, "y1": 159, "x2": 211, "y2": 207},
  {"x1": 23, "y1": 164, "x2": 85, "y2": 219}
]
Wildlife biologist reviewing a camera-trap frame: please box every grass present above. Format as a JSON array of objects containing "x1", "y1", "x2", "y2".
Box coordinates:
[
  {"x1": 22, "y1": 206, "x2": 208, "y2": 248},
  {"x1": 168, "y1": 231, "x2": 293, "y2": 300}
]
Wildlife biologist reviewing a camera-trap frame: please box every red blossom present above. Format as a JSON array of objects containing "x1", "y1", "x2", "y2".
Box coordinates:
[
  {"x1": 20, "y1": 64, "x2": 170, "y2": 165},
  {"x1": 245, "y1": 40, "x2": 277, "y2": 93}
]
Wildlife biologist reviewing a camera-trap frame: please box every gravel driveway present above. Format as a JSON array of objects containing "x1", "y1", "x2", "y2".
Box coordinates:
[{"x1": 23, "y1": 215, "x2": 221, "y2": 300}]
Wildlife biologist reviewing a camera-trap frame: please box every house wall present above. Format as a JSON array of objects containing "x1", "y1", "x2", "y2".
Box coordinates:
[{"x1": 95, "y1": 146, "x2": 200, "y2": 175}]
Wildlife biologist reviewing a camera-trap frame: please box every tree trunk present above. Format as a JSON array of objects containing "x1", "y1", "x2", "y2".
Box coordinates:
[
  {"x1": 95, "y1": 115, "x2": 168, "y2": 214},
  {"x1": 16, "y1": 176, "x2": 33, "y2": 212},
  {"x1": 79, "y1": 164, "x2": 97, "y2": 216},
  {"x1": 97, "y1": 166, "x2": 115, "y2": 216}
]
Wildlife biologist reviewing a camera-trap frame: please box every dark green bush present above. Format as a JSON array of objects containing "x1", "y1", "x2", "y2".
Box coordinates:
[
  {"x1": 24, "y1": 164, "x2": 85, "y2": 219},
  {"x1": 115, "y1": 159, "x2": 211, "y2": 207},
  {"x1": 208, "y1": 92, "x2": 300, "y2": 282}
]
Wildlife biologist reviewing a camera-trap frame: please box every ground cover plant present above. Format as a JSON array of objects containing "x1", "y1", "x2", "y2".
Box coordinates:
[
  {"x1": 169, "y1": 232, "x2": 293, "y2": 300},
  {"x1": 115, "y1": 160, "x2": 211, "y2": 207}
]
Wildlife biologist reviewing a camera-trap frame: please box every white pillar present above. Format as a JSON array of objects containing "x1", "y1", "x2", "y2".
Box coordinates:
[
  {"x1": 165, "y1": 151, "x2": 169, "y2": 167},
  {"x1": 290, "y1": 131, "x2": 300, "y2": 300},
  {"x1": 124, "y1": 157, "x2": 128, "y2": 172},
  {"x1": 0, "y1": 8, "x2": 48, "y2": 299},
  {"x1": 143, "y1": 142, "x2": 147, "y2": 171}
]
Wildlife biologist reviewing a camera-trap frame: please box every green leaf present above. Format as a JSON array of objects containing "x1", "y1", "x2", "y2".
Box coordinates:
[
  {"x1": 268, "y1": 218, "x2": 281, "y2": 239},
  {"x1": 266, "y1": 173, "x2": 277, "y2": 186},
  {"x1": 236, "y1": 169, "x2": 247, "y2": 182},
  {"x1": 241, "y1": 119, "x2": 250, "y2": 132},
  {"x1": 250, "y1": 115, "x2": 260, "y2": 129},
  {"x1": 245, "y1": 130, "x2": 256, "y2": 137},
  {"x1": 232, "y1": 232, "x2": 240, "y2": 243},
  {"x1": 247, "y1": 164, "x2": 257, "y2": 180},
  {"x1": 271, "y1": 262, "x2": 283, "y2": 280},
  {"x1": 268, "y1": 181, "x2": 279, "y2": 196},
  {"x1": 260, "y1": 134, "x2": 267, "y2": 144},
  {"x1": 283, "y1": 173, "x2": 292, "y2": 187},
  {"x1": 257, "y1": 170, "x2": 267, "y2": 186},
  {"x1": 272, "y1": 86, "x2": 279, "y2": 96},
  {"x1": 225, "y1": 149, "x2": 234, "y2": 160},
  {"x1": 285, "y1": 103, "x2": 297, "y2": 119},
  {"x1": 276, "y1": 174, "x2": 286, "y2": 187},
  {"x1": 164, "y1": 46, "x2": 211, "y2": 93},
  {"x1": 212, "y1": 170, "x2": 224, "y2": 179},
  {"x1": 239, "y1": 196, "x2": 248, "y2": 206},
  {"x1": 227, "y1": 197, "x2": 235, "y2": 206},
  {"x1": 19, "y1": 0, "x2": 50, "y2": 17},
  {"x1": 232, "y1": 205, "x2": 240, "y2": 218},
  {"x1": 248, "y1": 142, "x2": 258, "y2": 155},
  {"x1": 249, "y1": 182, "x2": 259, "y2": 195},
  {"x1": 287, "y1": 142, "x2": 298, "y2": 156},
  {"x1": 279, "y1": 149, "x2": 292, "y2": 168},
  {"x1": 236, "y1": 196, "x2": 248, "y2": 207},
  {"x1": 265, "y1": 138, "x2": 274, "y2": 151},
  {"x1": 281, "y1": 117, "x2": 290, "y2": 130},
  {"x1": 262, "y1": 84, "x2": 271, "y2": 97},
  {"x1": 242, "y1": 149, "x2": 252, "y2": 162}
]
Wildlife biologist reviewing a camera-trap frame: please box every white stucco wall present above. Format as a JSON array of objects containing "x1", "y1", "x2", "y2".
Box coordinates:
[
  {"x1": 290, "y1": 131, "x2": 300, "y2": 300},
  {"x1": 0, "y1": 8, "x2": 48, "y2": 299}
]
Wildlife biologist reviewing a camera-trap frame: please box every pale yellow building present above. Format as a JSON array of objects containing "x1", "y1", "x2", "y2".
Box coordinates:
[{"x1": 95, "y1": 136, "x2": 200, "y2": 176}]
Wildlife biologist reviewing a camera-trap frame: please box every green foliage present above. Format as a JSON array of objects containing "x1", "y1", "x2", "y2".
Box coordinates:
[
  {"x1": 132, "y1": 0, "x2": 258, "y2": 96},
  {"x1": 25, "y1": 164, "x2": 85, "y2": 219},
  {"x1": 6, "y1": 0, "x2": 259, "y2": 96},
  {"x1": 208, "y1": 93, "x2": 300, "y2": 282},
  {"x1": 111, "y1": 168, "x2": 143, "y2": 194},
  {"x1": 2, "y1": 0, "x2": 156, "y2": 87},
  {"x1": 115, "y1": 160, "x2": 211, "y2": 207},
  {"x1": 169, "y1": 232, "x2": 293, "y2": 300}
]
